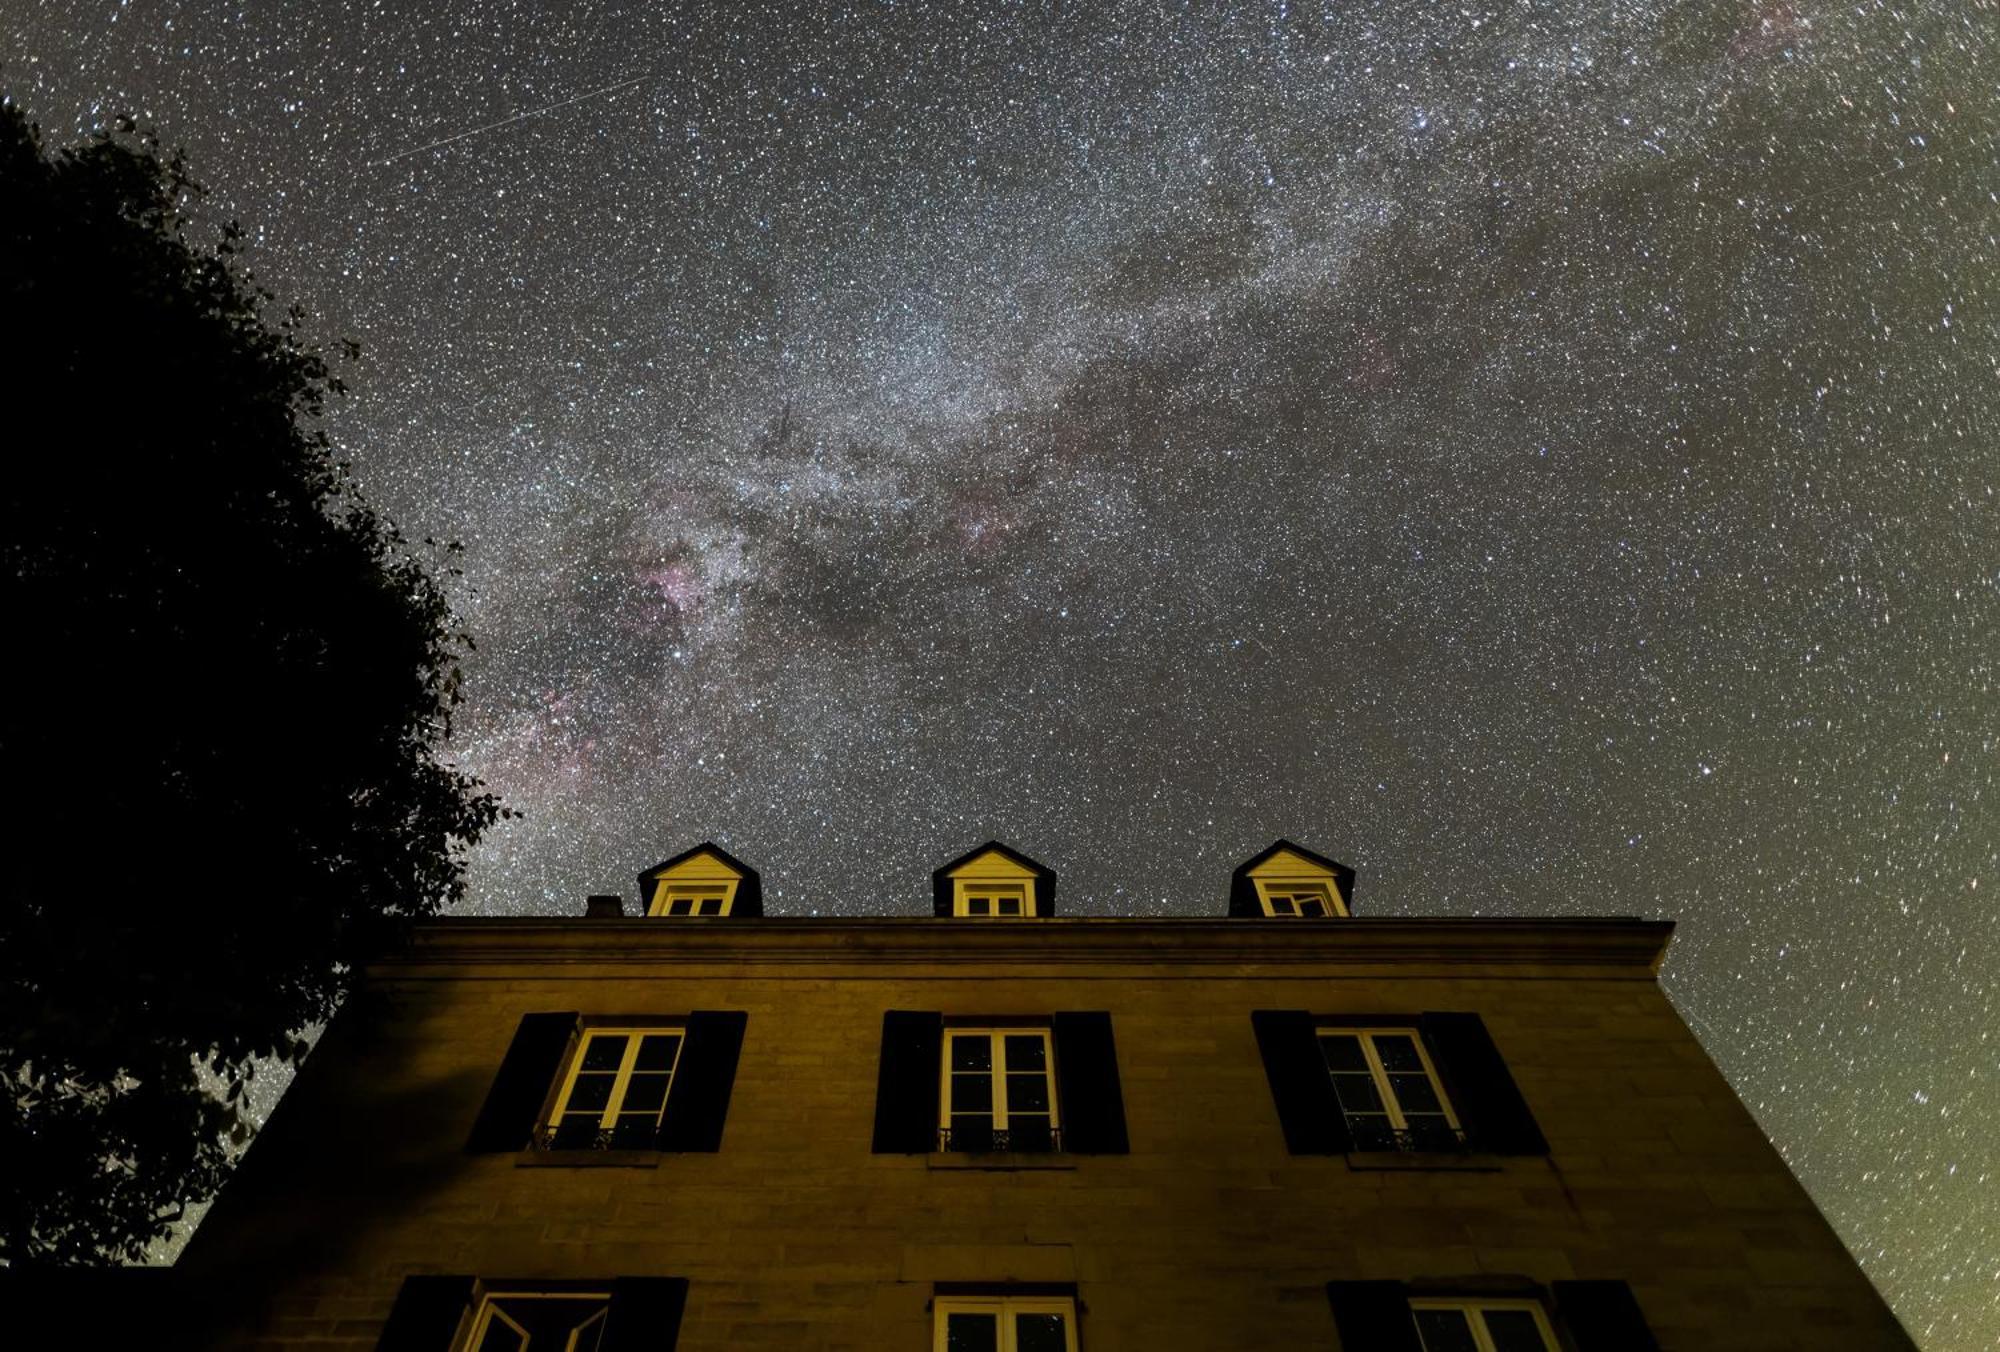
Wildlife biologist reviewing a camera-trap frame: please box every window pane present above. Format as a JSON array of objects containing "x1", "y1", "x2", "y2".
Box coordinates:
[
  {"x1": 1405, "y1": 1115, "x2": 1461, "y2": 1151},
  {"x1": 634, "y1": 1034, "x2": 681, "y2": 1072},
  {"x1": 668, "y1": 897, "x2": 693, "y2": 916},
  {"x1": 1004, "y1": 1036, "x2": 1047, "y2": 1072},
  {"x1": 609, "y1": 1115, "x2": 656, "y2": 1149},
  {"x1": 475, "y1": 1319, "x2": 527, "y2": 1352},
  {"x1": 1008, "y1": 1117, "x2": 1054, "y2": 1152},
  {"x1": 580, "y1": 1036, "x2": 628, "y2": 1072},
  {"x1": 1319, "y1": 1035, "x2": 1368, "y2": 1072},
  {"x1": 1330, "y1": 1071, "x2": 1384, "y2": 1115},
  {"x1": 1015, "y1": 1313, "x2": 1068, "y2": 1352},
  {"x1": 1482, "y1": 1310, "x2": 1551, "y2": 1352},
  {"x1": 996, "y1": 897, "x2": 1021, "y2": 915},
  {"x1": 620, "y1": 1072, "x2": 671, "y2": 1113},
  {"x1": 952, "y1": 1074, "x2": 994, "y2": 1113},
  {"x1": 1007, "y1": 1072, "x2": 1050, "y2": 1113},
  {"x1": 1346, "y1": 1115, "x2": 1398, "y2": 1150},
  {"x1": 566, "y1": 1073, "x2": 616, "y2": 1113},
  {"x1": 1373, "y1": 1034, "x2": 1424, "y2": 1073},
  {"x1": 946, "y1": 1313, "x2": 999, "y2": 1352},
  {"x1": 965, "y1": 897, "x2": 991, "y2": 915},
  {"x1": 551, "y1": 1114, "x2": 601, "y2": 1148},
  {"x1": 952, "y1": 1038, "x2": 993, "y2": 1073},
  {"x1": 1389, "y1": 1071, "x2": 1442, "y2": 1114},
  {"x1": 1413, "y1": 1309, "x2": 1479, "y2": 1352},
  {"x1": 572, "y1": 1310, "x2": 606, "y2": 1352}
]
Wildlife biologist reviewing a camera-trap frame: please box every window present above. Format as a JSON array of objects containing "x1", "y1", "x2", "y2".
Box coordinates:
[
  {"x1": 1260, "y1": 882, "x2": 1336, "y2": 916},
  {"x1": 942, "y1": 1028, "x2": 1058, "y2": 1151},
  {"x1": 379, "y1": 1275, "x2": 691, "y2": 1352},
  {"x1": 1318, "y1": 1028, "x2": 1464, "y2": 1152},
  {"x1": 1252, "y1": 1010, "x2": 1546, "y2": 1157},
  {"x1": 651, "y1": 885, "x2": 731, "y2": 917},
  {"x1": 462, "y1": 1290, "x2": 610, "y2": 1352},
  {"x1": 1409, "y1": 1299, "x2": 1558, "y2": 1352},
  {"x1": 934, "y1": 1296, "x2": 1078, "y2": 1352},
  {"x1": 466, "y1": 1010, "x2": 746, "y2": 1155},
  {"x1": 543, "y1": 1027, "x2": 684, "y2": 1149},
  {"x1": 872, "y1": 1012, "x2": 1127, "y2": 1155},
  {"x1": 955, "y1": 884, "x2": 1033, "y2": 917}
]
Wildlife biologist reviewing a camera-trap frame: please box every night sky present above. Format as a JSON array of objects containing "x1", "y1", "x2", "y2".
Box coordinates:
[{"x1": 6, "y1": 2, "x2": 1995, "y2": 1343}]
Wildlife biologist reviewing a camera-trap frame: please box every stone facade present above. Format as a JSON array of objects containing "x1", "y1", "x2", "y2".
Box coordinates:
[{"x1": 169, "y1": 914, "x2": 1913, "y2": 1350}]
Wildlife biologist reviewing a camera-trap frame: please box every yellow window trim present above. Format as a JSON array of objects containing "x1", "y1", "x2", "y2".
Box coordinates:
[
  {"x1": 1253, "y1": 876, "x2": 1347, "y2": 917},
  {"x1": 932, "y1": 1295, "x2": 1079, "y2": 1352},
  {"x1": 457, "y1": 1291, "x2": 612, "y2": 1352},
  {"x1": 547, "y1": 1026, "x2": 686, "y2": 1131},
  {"x1": 1408, "y1": 1297, "x2": 1558, "y2": 1352},
  {"x1": 648, "y1": 881, "x2": 736, "y2": 917},
  {"x1": 952, "y1": 880, "x2": 1037, "y2": 917},
  {"x1": 1317, "y1": 1027, "x2": 1463, "y2": 1133},
  {"x1": 939, "y1": 1027, "x2": 1061, "y2": 1133}
]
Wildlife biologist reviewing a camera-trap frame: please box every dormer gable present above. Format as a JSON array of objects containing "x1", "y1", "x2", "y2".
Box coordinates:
[
  {"x1": 637, "y1": 842, "x2": 763, "y2": 918},
  {"x1": 932, "y1": 841, "x2": 1056, "y2": 918},
  {"x1": 1228, "y1": 839, "x2": 1354, "y2": 917}
]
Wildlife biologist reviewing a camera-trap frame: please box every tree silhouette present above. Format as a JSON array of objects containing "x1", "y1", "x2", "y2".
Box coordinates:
[{"x1": 0, "y1": 105, "x2": 504, "y2": 1263}]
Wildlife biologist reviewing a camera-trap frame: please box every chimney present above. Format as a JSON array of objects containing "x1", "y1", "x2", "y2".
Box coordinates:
[{"x1": 584, "y1": 894, "x2": 625, "y2": 919}]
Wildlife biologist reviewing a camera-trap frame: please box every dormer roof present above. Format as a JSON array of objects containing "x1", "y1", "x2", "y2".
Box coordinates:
[
  {"x1": 637, "y1": 842, "x2": 763, "y2": 917},
  {"x1": 931, "y1": 841, "x2": 1057, "y2": 917},
  {"x1": 1228, "y1": 839, "x2": 1355, "y2": 917}
]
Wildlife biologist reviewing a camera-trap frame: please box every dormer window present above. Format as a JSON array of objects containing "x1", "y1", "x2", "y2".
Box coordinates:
[
  {"x1": 1228, "y1": 840, "x2": 1355, "y2": 918},
  {"x1": 637, "y1": 843, "x2": 764, "y2": 919},
  {"x1": 1260, "y1": 882, "x2": 1338, "y2": 917},
  {"x1": 933, "y1": 842, "x2": 1056, "y2": 919}
]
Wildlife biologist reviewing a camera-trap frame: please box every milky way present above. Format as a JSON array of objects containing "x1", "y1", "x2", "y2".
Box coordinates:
[{"x1": 6, "y1": 2, "x2": 1995, "y2": 1342}]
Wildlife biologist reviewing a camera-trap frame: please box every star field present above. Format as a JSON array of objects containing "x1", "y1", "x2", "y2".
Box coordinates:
[{"x1": 6, "y1": 2, "x2": 1996, "y2": 1342}]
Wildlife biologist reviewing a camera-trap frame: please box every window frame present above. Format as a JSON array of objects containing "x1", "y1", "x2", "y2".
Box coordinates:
[
  {"x1": 1317, "y1": 1025, "x2": 1464, "y2": 1147},
  {"x1": 457, "y1": 1288, "x2": 613, "y2": 1352},
  {"x1": 932, "y1": 1294, "x2": 1079, "y2": 1352},
  {"x1": 1252, "y1": 874, "x2": 1347, "y2": 917},
  {"x1": 952, "y1": 881, "x2": 1036, "y2": 917},
  {"x1": 647, "y1": 883, "x2": 733, "y2": 917},
  {"x1": 1409, "y1": 1296, "x2": 1559, "y2": 1352},
  {"x1": 939, "y1": 1026, "x2": 1061, "y2": 1151},
  {"x1": 1258, "y1": 881, "x2": 1337, "y2": 916},
  {"x1": 541, "y1": 1024, "x2": 686, "y2": 1149}
]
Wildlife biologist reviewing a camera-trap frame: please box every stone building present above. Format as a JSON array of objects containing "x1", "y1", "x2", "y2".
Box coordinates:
[{"x1": 164, "y1": 838, "x2": 1911, "y2": 1350}]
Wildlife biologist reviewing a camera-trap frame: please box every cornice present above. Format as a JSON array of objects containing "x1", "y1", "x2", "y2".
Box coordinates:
[{"x1": 369, "y1": 916, "x2": 1674, "y2": 978}]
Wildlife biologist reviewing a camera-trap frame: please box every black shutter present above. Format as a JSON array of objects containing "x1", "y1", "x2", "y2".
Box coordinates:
[
  {"x1": 658, "y1": 1010, "x2": 748, "y2": 1151},
  {"x1": 871, "y1": 1010, "x2": 944, "y2": 1152},
  {"x1": 1553, "y1": 1281, "x2": 1661, "y2": 1352},
  {"x1": 600, "y1": 1276, "x2": 689, "y2": 1352},
  {"x1": 466, "y1": 1013, "x2": 577, "y2": 1152},
  {"x1": 1419, "y1": 1012, "x2": 1548, "y2": 1154},
  {"x1": 1251, "y1": 1010, "x2": 1350, "y2": 1154},
  {"x1": 376, "y1": 1275, "x2": 475, "y2": 1351},
  {"x1": 1324, "y1": 1281, "x2": 1421, "y2": 1352},
  {"x1": 1052, "y1": 1012, "x2": 1129, "y2": 1154}
]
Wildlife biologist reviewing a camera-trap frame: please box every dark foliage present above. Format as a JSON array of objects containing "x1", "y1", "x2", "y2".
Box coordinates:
[{"x1": 0, "y1": 105, "x2": 503, "y2": 1264}]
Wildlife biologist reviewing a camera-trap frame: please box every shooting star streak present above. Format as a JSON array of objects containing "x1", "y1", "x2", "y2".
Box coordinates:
[{"x1": 368, "y1": 75, "x2": 645, "y2": 167}]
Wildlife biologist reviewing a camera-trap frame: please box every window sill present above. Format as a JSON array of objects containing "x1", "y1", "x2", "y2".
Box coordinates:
[
  {"x1": 1344, "y1": 1151, "x2": 1508, "y2": 1172},
  {"x1": 515, "y1": 1150, "x2": 663, "y2": 1169},
  {"x1": 927, "y1": 1153, "x2": 1077, "y2": 1172}
]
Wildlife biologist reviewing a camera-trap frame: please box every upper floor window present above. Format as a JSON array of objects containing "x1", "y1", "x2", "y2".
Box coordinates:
[
  {"x1": 1410, "y1": 1298, "x2": 1557, "y2": 1352},
  {"x1": 546, "y1": 1028, "x2": 684, "y2": 1150},
  {"x1": 1318, "y1": 1028, "x2": 1463, "y2": 1152},
  {"x1": 1251, "y1": 1011, "x2": 1547, "y2": 1157},
  {"x1": 872, "y1": 1011, "x2": 1128, "y2": 1155},
  {"x1": 933, "y1": 842, "x2": 1056, "y2": 918},
  {"x1": 377, "y1": 1275, "x2": 689, "y2": 1352},
  {"x1": 1327, "y1": 1280, "x2": 1662, "y2": 1352},
  {"x1": 1229, "y1": 840, "x2": 1354, "y2": 917},
  {"x1": 1260, "y1": 882, "x2": 1338, "y2": 917},
  {"x1": 957, "y1": 884, "x2": 1031, "y2": 917},
  {"x1": 934, "y1": 1295, "x2": 1078, "y2": 1352},
  {"x1": 637, "y1": 842, "x2": 762, "y2": 918},
  {"x1": 466, "y1": 1011, "x2": 747, "y2": 1155},
  {"x1": 464, "y1": 1289, "x2": 610, "y2": 1352},
  {"x1": 942, "y1": 1028, "x2": 1058, "y2": 1152}
]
